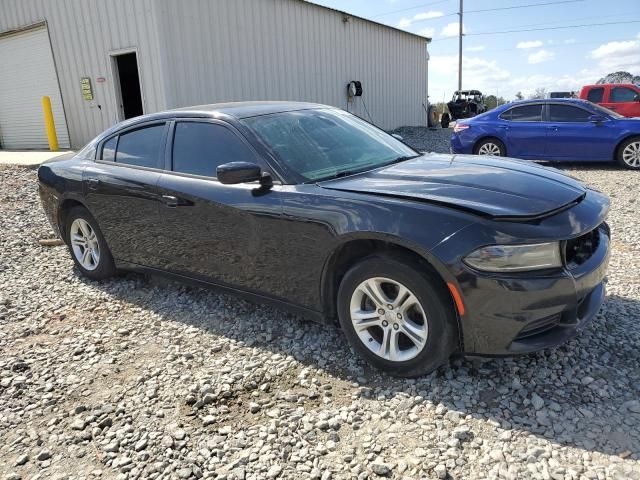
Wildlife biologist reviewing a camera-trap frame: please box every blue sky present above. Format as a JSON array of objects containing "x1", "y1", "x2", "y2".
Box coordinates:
[{"x1": 308, "y1": 0, "x2": 640, "y2": 101}]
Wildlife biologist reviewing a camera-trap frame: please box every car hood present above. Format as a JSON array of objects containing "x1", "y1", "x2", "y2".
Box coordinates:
[{"x1": 318, "y1": 153, "x2": 587, "y2": 219}]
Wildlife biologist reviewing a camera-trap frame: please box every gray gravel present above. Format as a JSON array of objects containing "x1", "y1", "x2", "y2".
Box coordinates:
[
  {"x1": 391, "y1": 126, "x2": 451, "y2": 153},
  {"x1": 1, "y1": 163, "x2": 639, "y2": 480}
]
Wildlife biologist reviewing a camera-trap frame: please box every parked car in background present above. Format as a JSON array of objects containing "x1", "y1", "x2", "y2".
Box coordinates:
[
  {"x1": 38, "y1": 102, "x2": 610, "y2": 377},
  {"x1": 579, "y1": 84, "x2": 640, "y2": 117},
  {"x1": 450, "y1": 98, "x2": 640, "y2": 169},
  {"x1": 440, "y1": 90, "x2": 487, "y2": 128},
  {"x1": 547, "y1": 91, "x2": 575, "y2": 99}
]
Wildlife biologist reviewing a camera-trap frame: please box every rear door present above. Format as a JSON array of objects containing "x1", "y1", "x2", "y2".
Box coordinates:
[
  {"x1": 500, "y1": 104, "x2": 546, "y2": 158},
  {"x1": 155, "y1": 119, "x2": 284, "y2": 291},
  {"x1": 83, "y1": 122, "x2": 168, "y2": 267},
  {"x1": 544, "y1": 103, "x2": 613, "y2": 160}
]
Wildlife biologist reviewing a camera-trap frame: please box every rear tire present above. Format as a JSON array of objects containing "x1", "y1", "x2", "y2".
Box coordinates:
[
  {"x1": 441, "y1": 113, "x2": 451, "y2": 129},
  {"x1": 474, "y1": 137, "x2": 506, "y2": 156},
  {"x1": 337, "y1": 254, "x2": 457, "y2": 377},
  {"x1": 616, "y1": 136, "x2": 640, "y2": 169},
  {"x1": 64, "y1": 206, "x2": 116, "y2": 280},
  {"x1": 427, "y1": 105, "x2": 438, "y2": 128}
]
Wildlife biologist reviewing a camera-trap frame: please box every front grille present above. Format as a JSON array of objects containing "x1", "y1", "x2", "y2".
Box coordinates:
[
  {"x1": 514, "y1": 314, "x2": 561, "y2": 340},
  {"x1": 565, "y1": 227, "x2": 600, "y2": 269}
]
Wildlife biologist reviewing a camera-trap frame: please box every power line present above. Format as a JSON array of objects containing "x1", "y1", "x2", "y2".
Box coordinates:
[
  {"x1": 371, "y1": 0, "x2": 450, "y2": 18},
  {"x1": 431, "y1": 19, "x2": 640, "y2": 41},
  {"x1": 466, "y1": 0, "x2": 584, "y2": 14},
  {"x1": 395, "y1": 0, "x2": 587, "y2": 28}
]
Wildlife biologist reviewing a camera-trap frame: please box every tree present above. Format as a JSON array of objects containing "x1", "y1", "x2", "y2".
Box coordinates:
[
  {"x1": 528, "y1": 87, "x2": 546, "y2": 100},
  {"x1": 485, "y1": 95, "x2": 506, "y2": 110},
  {"x1": 597, "y1": 71, "x2": 640, "y2": 84},
  {"x1": 515, "y1": 91, "x2": 524, "y2": 101}
]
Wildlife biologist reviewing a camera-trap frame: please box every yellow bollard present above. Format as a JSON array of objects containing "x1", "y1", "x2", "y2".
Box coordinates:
[{"x1": 41, "y1": 96, "x2": 59, "y2": 151}]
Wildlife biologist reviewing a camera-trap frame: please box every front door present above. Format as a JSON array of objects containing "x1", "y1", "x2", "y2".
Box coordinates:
[
  {"x1": 544, "y1": 104, "x2": 613, "y2": 160},
  {"x1": 155, "y1": 119, "x2": 284, "y2": 293},
  {"x1": 84, "y1": 122, "x2": 168, "y2": 267}
]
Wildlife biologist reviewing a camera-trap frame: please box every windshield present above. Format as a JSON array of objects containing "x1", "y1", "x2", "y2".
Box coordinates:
[
  {"x1": 242, "y1": 109, "x2": 418, "y2": 182},
  {"x1": 589, "y1": 102, "x2": 624, "y2": 119}
]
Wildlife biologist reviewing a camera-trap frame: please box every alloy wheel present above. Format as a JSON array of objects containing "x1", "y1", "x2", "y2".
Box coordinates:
[
  {"x1": 622, "y1": 141, "x2": 640, "y2": 168},
  {"x1": 478, "y1": 142, "x2": 502, "y2": 156},
  {"x1": 349, "y1": 277, "x2": 428, "y2": 362},
  {"x1": 70, "y1": 218, "x2": 100, "y2": 271}
]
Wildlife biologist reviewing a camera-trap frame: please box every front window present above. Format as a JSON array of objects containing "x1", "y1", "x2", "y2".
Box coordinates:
[
  {"x1": 242, "y1": 109, "x2": 417, "y2": 182},
  {"x1": 610, "y1": 87, "x2": 639, "y2": 103},
  {"x1": 548, "y1": 104, "x2": 591, "y2": 122}
]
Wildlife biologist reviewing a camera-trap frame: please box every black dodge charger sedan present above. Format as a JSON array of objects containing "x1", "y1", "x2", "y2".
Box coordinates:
[{"x1": 38, "y1": 102, "x2": 610, "y2": 377}]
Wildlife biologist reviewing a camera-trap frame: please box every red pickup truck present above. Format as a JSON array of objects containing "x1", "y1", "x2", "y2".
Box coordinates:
[{"x1": 579, "y1": 84, "x2": 640, "y2": 117}]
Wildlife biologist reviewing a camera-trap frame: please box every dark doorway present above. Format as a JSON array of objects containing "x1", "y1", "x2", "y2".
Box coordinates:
[{"x1": 114, "y1": 52, "x2": 143, "y2": 119}]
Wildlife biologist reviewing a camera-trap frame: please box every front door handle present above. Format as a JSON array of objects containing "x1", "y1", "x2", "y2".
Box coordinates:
[
  {"x1": 86, "y1": 178, "x2": 100, "y2": 190},
  {"x1": 547, "y1": 126, "x2": 559, "y2": 131},
  {"x1": 161, "y1": 195, "x2": 179, "y2": 208}
]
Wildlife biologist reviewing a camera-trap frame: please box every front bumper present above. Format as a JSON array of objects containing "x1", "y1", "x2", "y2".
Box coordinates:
[{"x1": 453, "y1": 223, "x2": 610, "y2": 356}]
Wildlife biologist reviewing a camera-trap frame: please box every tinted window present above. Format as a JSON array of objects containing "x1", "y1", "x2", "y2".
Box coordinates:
[
  {"x1": 610, "y1": 87, "x2": 638, "y2": 103},
  {"x1": 172, "y1": 122, "x2": 256, "y2": 177},
  {"x1": 505, "y1": 105, "x2": 542, "y2": 122},
  {"x1": 586, "y1": 87, "x2": 604, "y2": 103},
  {"x1": 242, "y1": 109, "x2": 416, "y2": 182},
  {"x1": 115, "y1": 124, "x2": 165, "y2": 169},
  {"x1": 548, "y1": 105, "x2": 591, "y2": 122},
  {"x1": 102, "y1": 136, "x2": 117, "y2": 161}
]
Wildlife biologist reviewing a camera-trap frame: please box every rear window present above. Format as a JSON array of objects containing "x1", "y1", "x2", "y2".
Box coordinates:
[
  {"x1": 586, "y1": 87, "x2": 604, "y2": 103},
  {"x1": 115, "y1": 124, "x2": 165, "y2": 169},
  {"x1": 501, "y1": 104, "x2": 542, "y2": 122}
]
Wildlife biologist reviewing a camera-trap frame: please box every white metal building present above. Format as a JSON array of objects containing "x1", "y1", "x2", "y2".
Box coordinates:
[{"x1": 0, "y1": 0, "x2": 430, "y2": 149}]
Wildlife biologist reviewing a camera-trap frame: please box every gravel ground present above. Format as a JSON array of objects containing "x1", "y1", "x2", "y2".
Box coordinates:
[
  {"x1": 391, "y1": 126, "x2": 451, "y2": 153},
  {"x1": 1, "y1": 160, "x2": 639, "y2": 480}
]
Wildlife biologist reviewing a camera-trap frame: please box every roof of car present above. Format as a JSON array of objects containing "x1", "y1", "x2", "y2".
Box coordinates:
[
  {"x1": 502, "y1": 98, "x2": 594, "y2": 107},
  {"x1": 102, "y1": 101, "x2": 331, "y2": 136}
]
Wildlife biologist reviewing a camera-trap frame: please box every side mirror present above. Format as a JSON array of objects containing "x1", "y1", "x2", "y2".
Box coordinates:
[
  {"x1": 391, "y1": 133, "x2": 404, "y2": 141},
  {"x1": 217, "y1": 162, "x2": 262, "y2": 184},
  {"x1": 635, "y1": 94, "x2": 640, "y2": 102},
  {"x1": 589, "y1": 114, "x2": 606, "y2": 123}
]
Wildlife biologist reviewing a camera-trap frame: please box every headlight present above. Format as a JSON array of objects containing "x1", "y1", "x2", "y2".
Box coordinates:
[{"x1": 464, "y1": 242, "x2": 562, "y2": 272}]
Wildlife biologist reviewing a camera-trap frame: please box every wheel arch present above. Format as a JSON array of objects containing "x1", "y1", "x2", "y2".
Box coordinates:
[
  {"x1": 473, "y1": 136, "x2": 507, "y2": 155},
  {"x1": 613, "y1": 134, "x2": 640, "y2": 161},
  {"x1": 320, "y1": 236, "x2": 463, "y2": 351},
  {"x1": 57, "y1": 197, "x2": 90, "y2": 240}
]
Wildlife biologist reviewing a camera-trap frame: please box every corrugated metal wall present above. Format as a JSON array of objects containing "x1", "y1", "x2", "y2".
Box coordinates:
[
  {"x1": 0, "y1": 0, "x2": 428, "y2": 148},
  {"x1": 155, "y1": 0, "x2": 428, "y2": 130},
  {"x1": 0, "y1": 0, "x2": 168, "y2": 148}
]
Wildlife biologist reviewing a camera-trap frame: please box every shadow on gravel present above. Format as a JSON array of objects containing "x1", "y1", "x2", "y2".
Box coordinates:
[{"x1": 83, "y1": 271, "x2": 640, "y2": 459}]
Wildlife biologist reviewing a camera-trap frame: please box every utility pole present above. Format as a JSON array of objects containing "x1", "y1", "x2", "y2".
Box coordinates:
[{"x1": 458, "y1": 0, "x2": 463, "y2": 92}]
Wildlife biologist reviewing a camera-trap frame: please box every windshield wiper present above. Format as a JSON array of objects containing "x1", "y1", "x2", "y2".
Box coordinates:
[{"x1": 384, "y1": 154, "x2": 422, "y2": 166}]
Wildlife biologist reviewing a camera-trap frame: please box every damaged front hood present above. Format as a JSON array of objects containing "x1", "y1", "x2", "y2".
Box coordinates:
[{"x1": 319, "y1": 153, "x2": 587, "y2": 219}]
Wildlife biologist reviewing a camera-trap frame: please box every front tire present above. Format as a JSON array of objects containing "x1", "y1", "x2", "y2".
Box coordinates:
[
  {"x1": 337, "y1": 255, "x2": 457, "y2": 377},
  {"x1": 64, "y1": 206, "x2": 116, "y2": 280},
  {"x1": 474, "y1": 137, "x2": 506, "y2": 156},
  {"x1": 617, "y1": 136, "x2": 640, "y2": 169},
  {"x1": 441, "y1": 113, "x2": 451, "y2": 129}
]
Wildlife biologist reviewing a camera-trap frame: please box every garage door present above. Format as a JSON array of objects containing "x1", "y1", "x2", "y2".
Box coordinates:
[{"x1": 0, "y1": 26, "x2": 70, "y2": 149}]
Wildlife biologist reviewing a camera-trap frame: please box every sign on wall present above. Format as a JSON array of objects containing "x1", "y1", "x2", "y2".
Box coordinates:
[{"x1": 80, "y1": 77, "x2": 93, "y2": 100}]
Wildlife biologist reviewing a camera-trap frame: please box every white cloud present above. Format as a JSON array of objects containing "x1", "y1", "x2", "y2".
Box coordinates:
[
  {"x1": 516, "y1": 40, "x2": 543, "y2": 49},
  {"x1": 415, "y1": 11, "x2": 444, "y2": 20},
  {"x1": 441, "y1": 22, "x2": 465, "y2": 37},
  {"x1": 396, "y1": 11, "x2": 443, "y2": 28},
  {"x1": 465, "y1": 45, "x2": 485, "y2": 52},
  {"x1": 590, "y1": 39, "x2": 640, "y2": 71},
  {"x1": 417, "y1": 27, "x2": 435, "y2": 38},
  {"x1": 528, "y1": 49, "x2": 555, "y2": 64}
]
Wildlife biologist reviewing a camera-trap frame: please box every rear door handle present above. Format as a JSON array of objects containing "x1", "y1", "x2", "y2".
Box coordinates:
[
  {"x1": 86, "y1": 178, "x2": 100, "y2": 190},
  {"x1": 161, "y1": 195, "x2": 179, "y2": 208},
  {"x1": 498, "y1": 125, "x2": 510, "y2": 130},
  {"x1": 547, "y1": 126, "x2": 559, "y2": 131}
]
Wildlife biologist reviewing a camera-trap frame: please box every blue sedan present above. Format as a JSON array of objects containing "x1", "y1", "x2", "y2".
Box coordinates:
[{"x1": 450, "y1": 98, "x2": 640, "y2": 169}]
